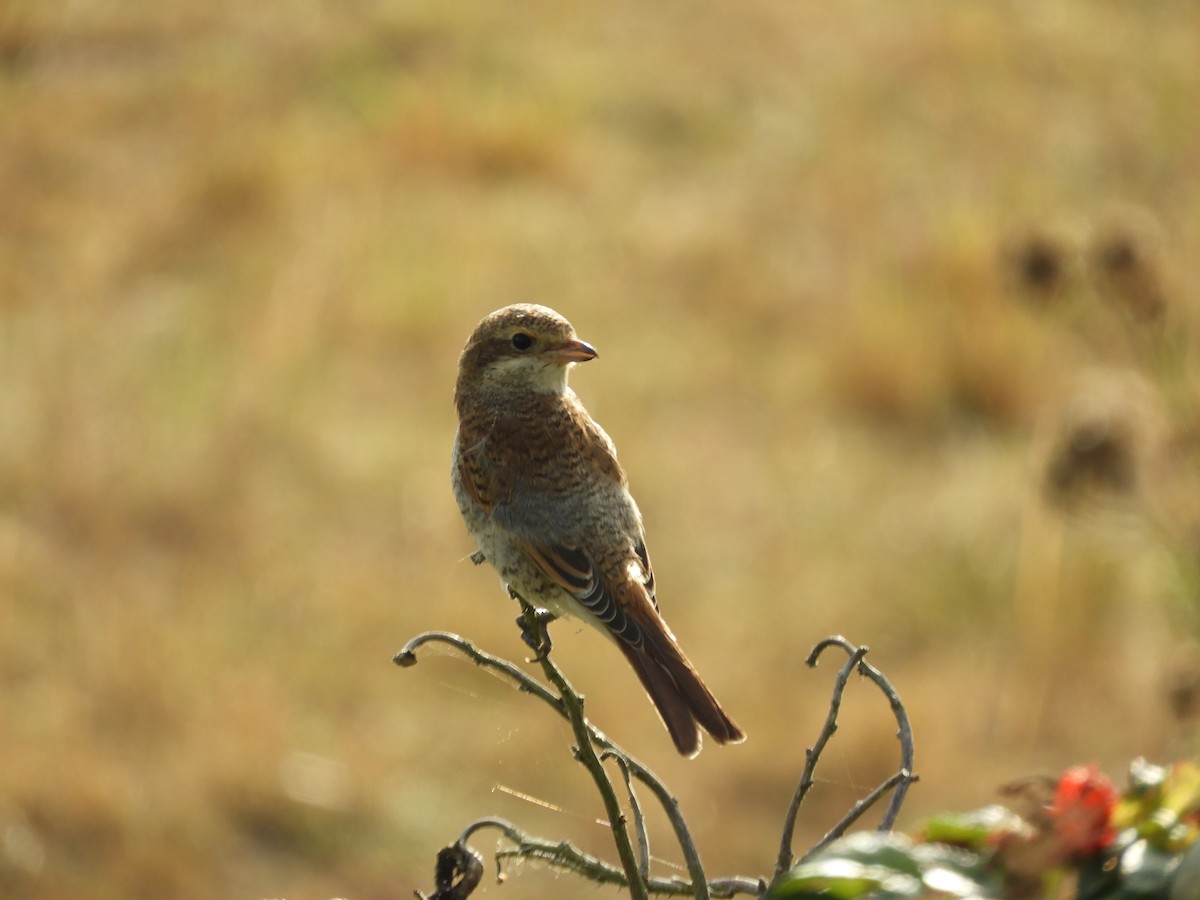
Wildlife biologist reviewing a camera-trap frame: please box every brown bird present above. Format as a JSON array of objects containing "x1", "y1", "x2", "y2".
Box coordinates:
[{"x1": 452, "y1": 303, "x2": 745, "y2": 757}]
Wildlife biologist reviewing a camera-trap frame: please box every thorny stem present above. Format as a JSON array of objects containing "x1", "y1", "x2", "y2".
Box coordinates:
[
  {"x1": 604, "y1": 750, "x2": 713, "y2": 900},
  {"x1": 451, "y1": 817, "x2": 761, "y2": 898},
  {"x1": 393, "y1": 630, "x2": 564, "y2": 716},
  {"x1": 612, "y1": 756, "x2": 652, "y2": 879},
  {"x1": 774, "y1": 643, "x2": 866, "y2": 877},
  {"x1": 773, "y1": 636, "x2": 918, "y2": 879},
  {"x1": 401, "y1": 629, "x2": 913, "y2": 899},
  {"x1": 510, "y1": 591, "x2": 714, "y2": 900},
  {"x1": 802, "y1": 769, "x2": 914, "y2": 862},
  {"x1": 511, "y1": 598, "x2": 650, "y2": 900},
  {"x1": 812, "y1": 637, "x2": 918, "y2": 832},
  {"x1": 399, "y1": 627, "x2": 742, "y2": 897}
]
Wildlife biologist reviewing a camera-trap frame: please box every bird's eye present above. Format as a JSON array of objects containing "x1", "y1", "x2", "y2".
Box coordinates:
[{"x1": 511, "y1": 332, "x2": 533, "y2": 351}]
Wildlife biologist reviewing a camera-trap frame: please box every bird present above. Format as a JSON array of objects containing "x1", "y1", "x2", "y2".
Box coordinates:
[{"x1": 451, "y1": 303, "x2": 745, "y2": 757}]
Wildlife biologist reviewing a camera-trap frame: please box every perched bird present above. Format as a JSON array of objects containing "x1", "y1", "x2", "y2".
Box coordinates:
[{"x1": 452, "y1": 303, "x2": 745, "y2": 757}]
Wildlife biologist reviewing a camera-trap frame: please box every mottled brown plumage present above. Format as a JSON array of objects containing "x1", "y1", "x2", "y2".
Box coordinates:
[{"x1": 451, "y1": 303, "x2": 745, "y2": 757}]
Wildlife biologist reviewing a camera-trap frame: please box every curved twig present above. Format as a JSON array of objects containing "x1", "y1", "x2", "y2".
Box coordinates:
[
  {"x1": 810, "y1": 636, "x2": 918, "y2": 831},
  {"x1": 846, "y1": 654, "x2": 918, "y2": 830},
  {"x1": 447, "y1": 816, "x2": 761, "y2": 898},
  {"x1": 461, "y1": 816, "x2": 628, "y2": 887},
  {"x1": 774, "y1": 642, "x2": 867, "y2": 876},
  {"x1": 404, "y1": 629, "x2": 914, "y2": 899},
  {"x1": 801, "y1": 769, "x2": 914, "y2": 861},
  {"x1": 604, "y1": 750, "x2": 712, "y2": 900},
  {"x1": 511, "y1": 599, "x2": 650, "y2": 900},
  {"x1": 611, "y1": 756, "x2": 652, "y2": 879},
  {"x1": 774, "y1": 636, "x2": 919, "y2": 878},
  {"x1": 400, "y1": 626, "x2": 758, "y2": 897},
  {"x1": 394, "y1": 631, "x2": 565, "y2": 716}
]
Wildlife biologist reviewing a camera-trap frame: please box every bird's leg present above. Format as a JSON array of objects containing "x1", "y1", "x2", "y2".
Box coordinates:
[
  {"x1": 508, "y1": 587, "x2": 557, "y2": 662},
  {"x1": 522, "y1": 611, "x2": 557, "y2": 662}
]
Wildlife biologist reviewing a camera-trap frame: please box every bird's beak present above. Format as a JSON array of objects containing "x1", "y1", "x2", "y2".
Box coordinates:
[{"x1": 548, "y1": 339, "x2": 598, "y2": 365}]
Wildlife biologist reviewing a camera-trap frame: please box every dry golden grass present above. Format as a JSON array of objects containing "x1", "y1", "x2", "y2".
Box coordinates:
[{"x1": 2, "y1": 1, "x2": 1200, "y2": 897}]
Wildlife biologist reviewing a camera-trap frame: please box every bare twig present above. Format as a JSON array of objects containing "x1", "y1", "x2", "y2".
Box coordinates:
[
  {"x1": 809, "y1": 636, "x2": 918, "y2": 831},
  {"x1": 508, "y1": 592, "x2": 718, "y2": 899},
  {"x1": 393, "y1": 630, "x2": 565, "y2": 716},
  {"x1": 402, "y1": 629, "x2": 913, "y2": 900},
  {"x1": 461, "y1": 816, "x2": 628, "y2": 888},
  {"x1": 839, "y1": 644, "x2": 918, "y2": 830},
  {"x1": 612, "y1": 756, "x2": 652, "y2": 879},
  {"x1": 605, "y1": 750, "x2": 713, "y2": 900},
  {"x1": 443, "y1": 817, "x2": 761, "y2": 898},
  {"x1": 801, "y1": 769, "x2": 915, "y2": 861},
  {"x1": 512, "y1": 598, "x2": 649, "y2": 900},
  {"x1": 399, "y1": 626, "x2": 758, "y2": 897},
  {"x1": 773, "y1": 636, "x2": 919, "y2": 879},
  {"x1": 774, "y1": 642, "x2": 867, "y2": 876}
]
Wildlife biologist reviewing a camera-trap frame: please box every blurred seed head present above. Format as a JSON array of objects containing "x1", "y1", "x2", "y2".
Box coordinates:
[
  {"x1": 1044, "y1": 416, "x2": 1137, "y2": 502},
  {"x1": 1001, "y1": 225, "x2": 1079, "y2": 308},
  {"x1": 1041, "y1": 370, "x2": 1163, "y2": 513},
  {"x1": 1088, "y1": 207, "x2": 1169, "y2": 322}
]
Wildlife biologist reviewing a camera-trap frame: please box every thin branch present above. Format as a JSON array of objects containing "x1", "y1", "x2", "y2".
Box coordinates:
[
  {"x1": 612, "y1": 756, "x2": 652, "y2": 879},
  {"x1": 811, "y1": 636, "x2": 919, "y2": 831},
  {"x1": 847, "y1": 653, "x2": 917, "y2": 830},
  {"x1": 448, "y1": 817, "x2": 761, "y2": 898},
  {"x1": 774, "y1": 643, "x2": 867, "y2": 877},
  {"x1": 393, "y1": 630, "x2": 565, "y2": 716},
  {"x1": 774, "y1": 636, "x2": 919, "y2": 879},
  {"x1": 400, "y1": 625, "x2": 759, "y2": 897},
  {"x1": 461, "y1": 816, "x2": 628, "y2": 888},
  {"x1": 403, "y1": 629, "x2": 913, "y2": 900},
  {"x1": 512, "y1": 599, "x2": 650, "y2": 900},
  {"x1": 397, "y1": 626, "x2": 729, "y2": 896},
  {"x1": 800, "y1": 769, "x2": 915, "y2": 862},
  {"x1": 605, "y1": 750, "x2": 712, "y2": 900}
]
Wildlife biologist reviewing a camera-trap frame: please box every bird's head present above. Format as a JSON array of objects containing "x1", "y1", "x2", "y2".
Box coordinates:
[{"x1": 455, "y1": 304, "x2": 598, "y2": 406}]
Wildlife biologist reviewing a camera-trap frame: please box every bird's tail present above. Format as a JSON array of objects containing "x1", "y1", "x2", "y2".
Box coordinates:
[{"x1": 617, "y1": 633, "x2": 745, "y2": 758}]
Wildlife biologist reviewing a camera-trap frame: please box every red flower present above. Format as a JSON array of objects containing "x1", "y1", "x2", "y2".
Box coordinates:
[{"x1": 1050, "y1": 764, "x2": 1118, "y2": 857}]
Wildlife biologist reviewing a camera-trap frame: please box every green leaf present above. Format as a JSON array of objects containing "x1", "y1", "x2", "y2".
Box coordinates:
[
  {"x1": 920, "y1": 805, "x2": 1028, "y2": 851},
  {"x1": 766, "y1": 860, "x2": 921, "y2": 899},
  {"x1": 766, "y1": 834, "x2": 922, "y2": 899},
  {"x1": 767, "y1": 833, "x2": 999, "y2": 900},
  {"x1": 819, "y1": 832, "x2": 924, "y2": 876},
  {"x1": 912, "y1": 843, "x2": 1002, "y2": 897}
]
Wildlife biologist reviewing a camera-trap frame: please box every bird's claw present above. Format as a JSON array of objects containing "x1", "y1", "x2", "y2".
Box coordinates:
[
  {"x1": 505, "y1": 587, "x2": 556, "y2": 661},
  {"x1": 515, "y1": 609, "x2": 557, "y2": 662}
]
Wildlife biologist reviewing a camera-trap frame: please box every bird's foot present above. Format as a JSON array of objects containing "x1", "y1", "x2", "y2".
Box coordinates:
[
  {"x1": 470, "y1": 551, "x2": 486, "y2": 565},
  {"x1": 515, "y1": 608, "x2": 557, "y2": 662}
]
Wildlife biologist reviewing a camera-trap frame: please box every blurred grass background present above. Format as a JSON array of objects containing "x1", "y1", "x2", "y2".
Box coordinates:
[{"x1": 3, "y1": 1, "x2": 1200, "y2": 897}]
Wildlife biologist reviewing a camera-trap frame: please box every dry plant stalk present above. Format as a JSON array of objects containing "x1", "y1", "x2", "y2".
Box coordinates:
[{"x1": 397, "y1": 608, "x2": 917, "y2": 900}]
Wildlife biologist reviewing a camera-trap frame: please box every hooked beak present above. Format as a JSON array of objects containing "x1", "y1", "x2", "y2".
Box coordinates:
[{"x1": 548, "y1": 339, "x2": 598, "y2": 365}]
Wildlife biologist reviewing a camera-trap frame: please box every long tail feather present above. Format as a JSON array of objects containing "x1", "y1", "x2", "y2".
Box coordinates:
[{"x1": 617, "y1": 637, "x2": 745, "y2": 757}]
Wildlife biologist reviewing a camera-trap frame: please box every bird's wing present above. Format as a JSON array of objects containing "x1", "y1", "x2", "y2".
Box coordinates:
[
  {"x1": 634, "y1": 539, "x2": 658, "y2": 611},
  {"x1": 519, "y1": 534, "x2": 744, "y2": 755},
  {"x1": 517, "y1": 538, "x2": 654, "y2": 649}
]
